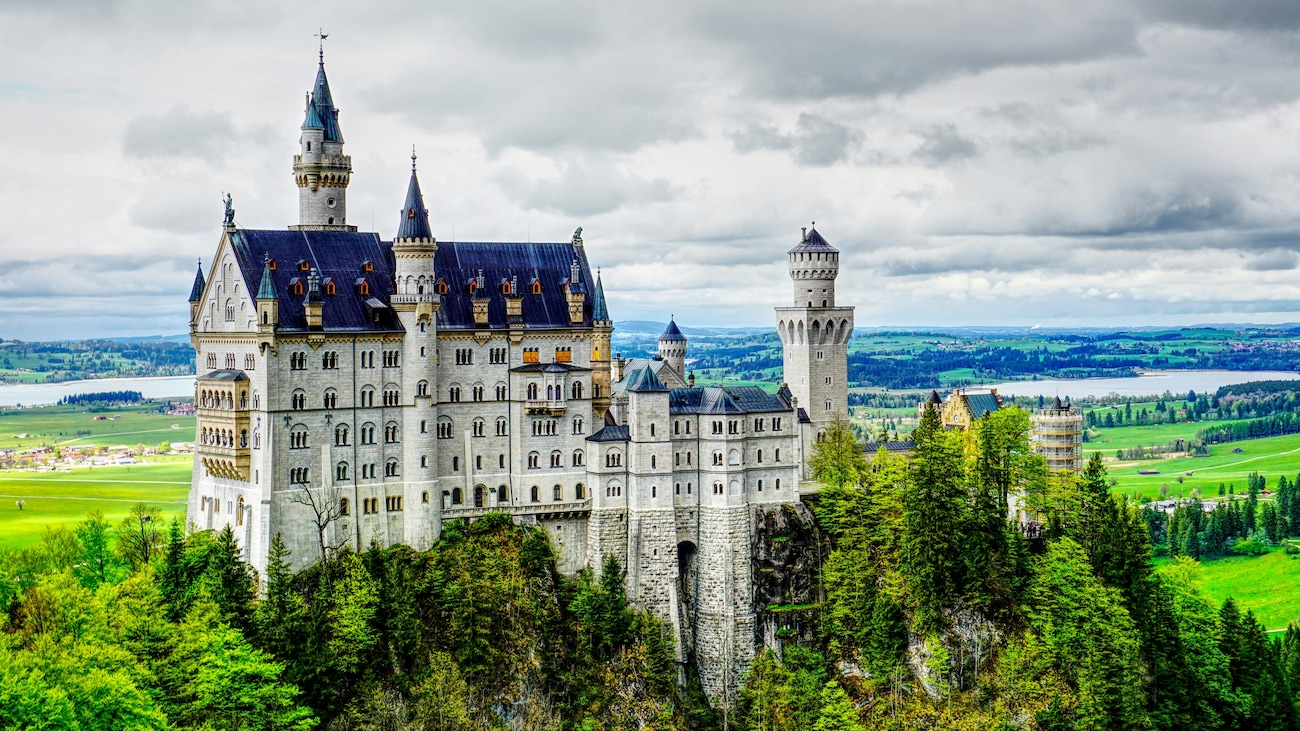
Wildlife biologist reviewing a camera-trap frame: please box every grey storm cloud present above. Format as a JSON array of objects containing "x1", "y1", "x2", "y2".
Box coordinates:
[
  {"x1": 5, "y1": 0, "x2": 1300, "y2": 336},
  {"x1": 729, "y1": 113, "x2": 864, "y2": 166},
  {"x1": 910, "y1": 123, "x2": 980, "y2": 166}
]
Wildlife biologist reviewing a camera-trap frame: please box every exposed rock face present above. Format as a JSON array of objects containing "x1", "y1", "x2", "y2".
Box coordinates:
[
  {"x1": 752, "y1": 502, "x2": 828, "y2": 655},
  {"x1": 905, "y1": 604, "x2": 1001, "y2": 700}
]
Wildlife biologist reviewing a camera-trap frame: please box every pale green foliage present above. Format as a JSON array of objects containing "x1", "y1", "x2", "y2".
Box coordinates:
[
  {"x1": 809, "y1": 417, "x2": 868, "y2": 489},
  {"x1": 812, "y1": 680, "x2": 864, "y2": 731},
  {"x1": 327, "y1": 552, "x2": 379, "y2": 670}
]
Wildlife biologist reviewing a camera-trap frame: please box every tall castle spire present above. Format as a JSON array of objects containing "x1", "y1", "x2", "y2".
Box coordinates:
[
  {"x1": 396, "y1": 148, "x2": 432, "y2": 241},
  {"x1": 292, "y1": 47, "x2": 352, "y2": 230}
]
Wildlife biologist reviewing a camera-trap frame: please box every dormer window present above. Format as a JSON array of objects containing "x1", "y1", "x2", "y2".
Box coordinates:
[
  {"x1": 362, "y1": 260, "x2": 374, "y2": 272},
  {"x1": 436, "y1": 279, "x2": 449, "y2": 295},
  {"x1": 467, "y1": 278, "x2": 477, "y2": 295},
  {"x1": 323, "y1": 278, "x2": 336, "y2": 296},
  {"x1": 355, "y1": 278, "x2": 370, "y2": 296},
  {"x1": 289, "y1": 277, "x2": 304, "y2": 296},
  {"x1": 267, "y1": 259, "x2": 277, "y2": 270},
  {"x1": 500, "y1": 280, "x2": 511, "y2": 295},
  {"x1": 298, "y1": 259, "x2": 310, "y2": 271},
  {"x1": 530, "y1": 278, "x2": 542, "y2": 295}
]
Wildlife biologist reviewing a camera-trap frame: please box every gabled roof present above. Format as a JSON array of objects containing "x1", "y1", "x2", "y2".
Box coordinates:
[
  {"x1": 592, "y1": 273, "x2": 610, "y2": 322},
  {"x1": 614, "y1": 358, "x2": 688, "y2": 392},
  {"x1": 624, "y1": 365, "x2": 669, "y2": 393},
  {"x1": 301, "y1": 62, "x2": 343, "y2": 142},
  {"x1": 434, "y1": 241, "x2": 596, "y2": 330},
  {"x1": 961, "y1": 393, "x2": 1002, "y2": 420},
  {"x1": 188, "y1": 261, "x2": 206, "y2": 302},
  {"x1": 788, "y1": 226, "x2": 837, "y2": 254},
  {"x1": 668, "y1": 385, "x2": 791, "y2": 415},
  {"x1": 198, "y1": 369, "x2": 249, "y2": 382},
  {"x1": 226, "y1": 228, "x2": 402, "y2": 333},
  {"x1": 863, "y1": 440, "x2": 916, "y2": 453},
  {"x1": 396, "y1": 160, "x2": 432, "y2": 240},
  {"x1": 659, "y1": 319, "x2": 686, "y2": 342},
  {"x1": 587, "y1": 422, "x2": 630, "y2": 442}
]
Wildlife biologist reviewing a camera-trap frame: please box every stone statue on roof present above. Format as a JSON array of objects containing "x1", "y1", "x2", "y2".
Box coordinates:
[
  {"x1": 572, "y1": 227, "x2": 583, "y2": 246},
  {"x1": 223, "y1": 193, "x2": 235, "y2": 225}
]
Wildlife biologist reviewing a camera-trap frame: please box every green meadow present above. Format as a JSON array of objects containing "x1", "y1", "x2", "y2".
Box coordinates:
[
  {"x1": 0, "y1": 402, "x2": 193, "y2": 450},
  {"x1": 1158, "y1": 548, "x2": 1300, "y2": 631},
  {"x1": 1107, "y1": 432, "x2": 1300, "y2": 500},
  {"x1": 0, "y1": 459, "x2": 191, "y2": 549}
]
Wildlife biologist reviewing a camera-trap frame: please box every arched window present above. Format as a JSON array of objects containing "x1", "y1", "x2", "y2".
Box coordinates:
[
  {"x1": 335, "y1": 424, "x2": 350, "y2": 446},
  {"x1": 530, "y1": 485, "x2": 540, "y2": 502},
  {"x1": 497, "y1": 485, "x2": 509, "y2": 503},
  {"x1": 496, "y1": 417, "x2": 509, "y2": 436},
  {"x1": 572, "y1": 416, "x2": 584, "y2": 434},
  {"x1": 384, "y1": 422, "x2": 399, "y2": 443},
  {"x1": 527, "y1": 382, "x2": 539, "y2": 400},
  {"x1": 323, "y1": 388, "x2": 337, "y2": 409},
  {"x1": 474, "y1": 485, "x2": 485, "y2": 508},
  {"x1": 290, "y1": 426, "x2": 308, "y2": 449},
  {"x1": 573, "y1": 450, "x2": 584, "y2": 467},
  {"x1": 550, "y1": 450, "x2": 562, "y2": 468},
  {"x1": 360, "y1": 423, "x2": 376, "y2": 445},
  {"x1": 575, "y1": 483, "x2": 585, "y2": 499},
  {"x1": 472, "y1": 418, "x2": 485, "y2": 437},
  {"x1": 291, "y1": 389, "x2": 305, "y2": 410},
  {"x1": 417, "y1": 380, "x2": 428, "y2": 397},
  {"x1": 472, "y1": 384, "x2": 484, "y2": 401},
  {"x1": 553, "y1": 485, "x2": 562, "y2": 501},
  {"x1": 336, "y1": 462, "x2": 349, "y2": 481},
  {"x1": 385, "y1": 459, "x2": 399, "y2": 477},
  {"x1": 437, "y1": 417, "x2": 453, "y2": 439},
  {"x1": 528, "y1": 452, "x2": 540, "y2": 469},
  {"x1": 571, "y1": 381, "x2": 583, "y2": 399},
  {"x1": 360, "y1": 386, "x2": 375, "y2": 408},
  {"x1": 449, "y1": 384, "x2": 462, "y2": 402},
  {"x1": 339, "y1": 497, "x2": 350, "y2": 515},
  {"x1": 452, "y1": 488, "x2": 463, "y2": 505},
  {"x1": 236, "y1": 496, "x2": 244, "y2": 525}
]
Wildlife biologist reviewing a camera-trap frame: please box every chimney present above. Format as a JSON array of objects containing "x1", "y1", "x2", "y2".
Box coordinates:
[
  {"x1": 472, "y1": 269, "x2": 490, "y2": 326},
  {"x1": 801, "y1": 227, "x2": 807, "y2": 241}
]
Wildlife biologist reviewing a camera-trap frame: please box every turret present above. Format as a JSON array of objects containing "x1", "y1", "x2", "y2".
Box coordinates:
[
  {"x1": 188, "y1": 259, "x2": 206, "y2": 328},
  {"x1": 255, "y1": 254, "x2": 278, "y2": 332},
  {"x1": 390, "y1": 150, "x2": 438, "y2": 324},
  {"x1": 292, "y1": 51, "x2": 352, "y2": 229},
  {"x1": 591, "y1": 271, "x2": 613, "y2": 415},
  {"x1": 657, "y1": 318, "x2": 687, "y2": 381},
  {"x1": 788, "y1": 225, "x2": 838, "y2": 308}
]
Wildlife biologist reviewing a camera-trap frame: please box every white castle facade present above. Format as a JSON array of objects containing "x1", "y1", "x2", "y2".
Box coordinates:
[{"x1": 186, "y1": 56, "x2": 854, "y2": 702}]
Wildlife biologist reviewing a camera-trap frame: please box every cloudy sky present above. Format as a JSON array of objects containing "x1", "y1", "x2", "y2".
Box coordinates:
[{"x1": 3, "y1": 0, "x2": 1300, "y2": 339}]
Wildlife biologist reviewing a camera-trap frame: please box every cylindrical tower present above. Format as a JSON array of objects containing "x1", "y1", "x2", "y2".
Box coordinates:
[
  {"x1": 657, "y1": 319, "x2": 687, "y2": 380},
  {"x1": 293, "y1": 56, "x2": 352, "y2": 228},
  {"x1": 788, "y1": 226, "x2": 839, "y2": 308}
]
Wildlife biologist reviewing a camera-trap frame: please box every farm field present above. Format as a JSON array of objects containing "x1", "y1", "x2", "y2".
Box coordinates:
[
  {"x1": 0, "y1": 402, "x2": 193, "y2": 449},
  {"x1": 0, "y1": 459, "x2": 191, "y2": 549},
  {"x1": 1108, "y1": 432, "x2": 1300, "y2": 500},
  {"x1": 1158, "y1": 548, "x2": 1300, "y2": 632},
  {"x1": 1084, "y1": 420, "x2": 1202, "y2": 454}
]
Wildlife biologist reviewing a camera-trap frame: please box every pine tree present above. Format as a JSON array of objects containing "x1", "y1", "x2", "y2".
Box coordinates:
[
  {"x1": 812, "y1": 680, "x2": 864, "y2": 731},
  {"x1": 255, "y1": 534, "x2": 304, "y2": 660},
  {"x1": 204, "y1": 524, "x2": 257, "y2": 632},
  {"x1": 902, "y1": 404, "x2": 967, "y2": 633},
  {"x1": 158, "y1": 518, "x2": 188, "y2": 621}
]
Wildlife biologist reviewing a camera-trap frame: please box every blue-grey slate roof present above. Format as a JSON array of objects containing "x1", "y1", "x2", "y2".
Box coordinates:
[
  {"x1": 510, "y1": 362, "x2": 591, "y2": 374},
  {"x1": 302, "y1": 63, "x2": 343, "y2": 142},
  {"x1": 624, "y1": 364, "x2": 669, "y2": 393},
  {"x1": 256, "y1": 257, "x2": 277, "y2": 300},
  {"x1": 198, "y1": 369, "x2": 249, "y2": 382},
  {"x1": 396, "y1": 168, "x2": 432, "y2": 240},
  {"x1": 659, "y1": 319, "x2": 685, "y2": 341},
  {"x1": 228, "y1": 228, "x2": 402, "y2": 333},
  {"x1": 188, "y1": 262, "x2": 206, "y2": 302},
  {"x1": 788, "y1": 227, "x2": 837, "y2": 254},
  {"x1": 962, "y1": 393, "x2": 1002, "y2": 420},
  {"x1": 435, "y1": 241, "x2": 595, "y2": 330},
  {"x1": 669, "y1": 386, "x2": 791, "y2": 415},
  {"x1": 592, "y1": 274, "x2": 610, "y2": 322},
  {"x1": 587, "y1": 422, "x2": 630, "y2": 442}
]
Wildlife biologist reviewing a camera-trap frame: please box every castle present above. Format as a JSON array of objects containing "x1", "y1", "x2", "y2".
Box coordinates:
[{"x1": 186, "y1": 54, "x2": 853, "y2": 703}]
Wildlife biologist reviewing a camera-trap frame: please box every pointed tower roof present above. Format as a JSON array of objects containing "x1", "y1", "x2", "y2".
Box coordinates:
[
  {"x1": 788, "y1": 225, "x2": 837, "y2": 254},
  {"x1": 188, "y1": 260, "x2": 206, "y2": 302},
  {"x1": 625, "y1": 364, "x2": 669, "y2": 393},
  {"x1": 659, "y1": 318, "x2": 686, "y2": 342},
  {"x1": 396, "y1": 150, "x2": 432, "y2": 240},
  {"x1": 256, "y1": 254, "x2": 277, "y2": 300},
  {"x1": 592, "y1": 272, "x2": 610, "y2": 322},
  {"x1": 301, "y1": 60, "x2": 343, "y2": 142}
]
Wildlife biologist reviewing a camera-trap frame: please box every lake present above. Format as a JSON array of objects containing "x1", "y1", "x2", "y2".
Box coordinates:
[
  {"x1": 983, "y1": 370, "x2": 1300, "y2": 400},
  {"x1": 0, "y1": 375, "x2": 196, "y2": 407}
]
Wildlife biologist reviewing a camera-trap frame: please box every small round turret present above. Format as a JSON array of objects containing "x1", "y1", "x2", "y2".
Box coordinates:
[
  {"x1": 787, "y1": 225, "x2": 838, "y2": 308},
  {"x1": 657, "y1": 318, "x2": 687, "y2": 379}
]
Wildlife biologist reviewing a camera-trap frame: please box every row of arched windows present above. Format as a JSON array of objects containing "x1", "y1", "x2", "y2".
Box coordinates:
[
  {"x1": 200, "y1": 427, "x2": 247, "y2": 449},
  {"x1": 524, "y1": 450, "x2": 585, "y2": 469}
]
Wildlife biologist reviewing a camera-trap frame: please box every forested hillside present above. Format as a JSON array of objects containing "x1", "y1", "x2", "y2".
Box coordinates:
[{"x1": 4, "y1": 409, "x2": 1300, "y2": 729}]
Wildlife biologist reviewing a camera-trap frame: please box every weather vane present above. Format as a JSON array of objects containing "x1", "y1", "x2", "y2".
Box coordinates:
[{"x1": 315, "y1": 28, "x2": 329, "y2": 62}]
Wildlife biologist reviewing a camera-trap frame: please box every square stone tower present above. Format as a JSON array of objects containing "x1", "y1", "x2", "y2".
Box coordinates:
[{"x1": 775, "y1": 226, "x2": 854, "y2": 435}]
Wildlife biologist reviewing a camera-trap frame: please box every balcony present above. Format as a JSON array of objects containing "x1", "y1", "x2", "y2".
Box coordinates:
[{"x1": 525, "y1": 400, "x2": 567, "y2": 416}]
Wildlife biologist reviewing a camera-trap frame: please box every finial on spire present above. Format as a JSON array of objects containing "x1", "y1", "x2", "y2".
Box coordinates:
[
  {"x1": 411, "y1": 145, "x2": 417, "y2": 171},
  {"x1": 316, "y1": 28, "x2": 329, "y2": 63}
]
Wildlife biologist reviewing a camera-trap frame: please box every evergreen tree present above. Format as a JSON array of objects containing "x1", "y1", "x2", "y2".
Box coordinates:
[
  {"x1": 204, "y1": 525, "x2": 257, "y2": 632},
  {"x1": 902, "y1": 404, "x2": 967, "y2": 633},
  {"x1": 812, "y1": 680, "x2": 864, "y2": 731},
  {"x1": 158, "y1": 518, "x2": 187, "y2": 620},
  {"x1": 255, "y1": 534, "x2": 304, "y2": 661},
  {"x1": 73, "y1": 510, "x2": 121, "y2": 590}
]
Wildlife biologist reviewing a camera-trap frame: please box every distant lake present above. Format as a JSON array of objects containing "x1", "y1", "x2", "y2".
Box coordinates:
[
  {"x1": 0, "y1": 376, "x2": 195, "y2": 407},
  {"x1": 983, "y1": 370, "x2": 1300, "y2": 400}
]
